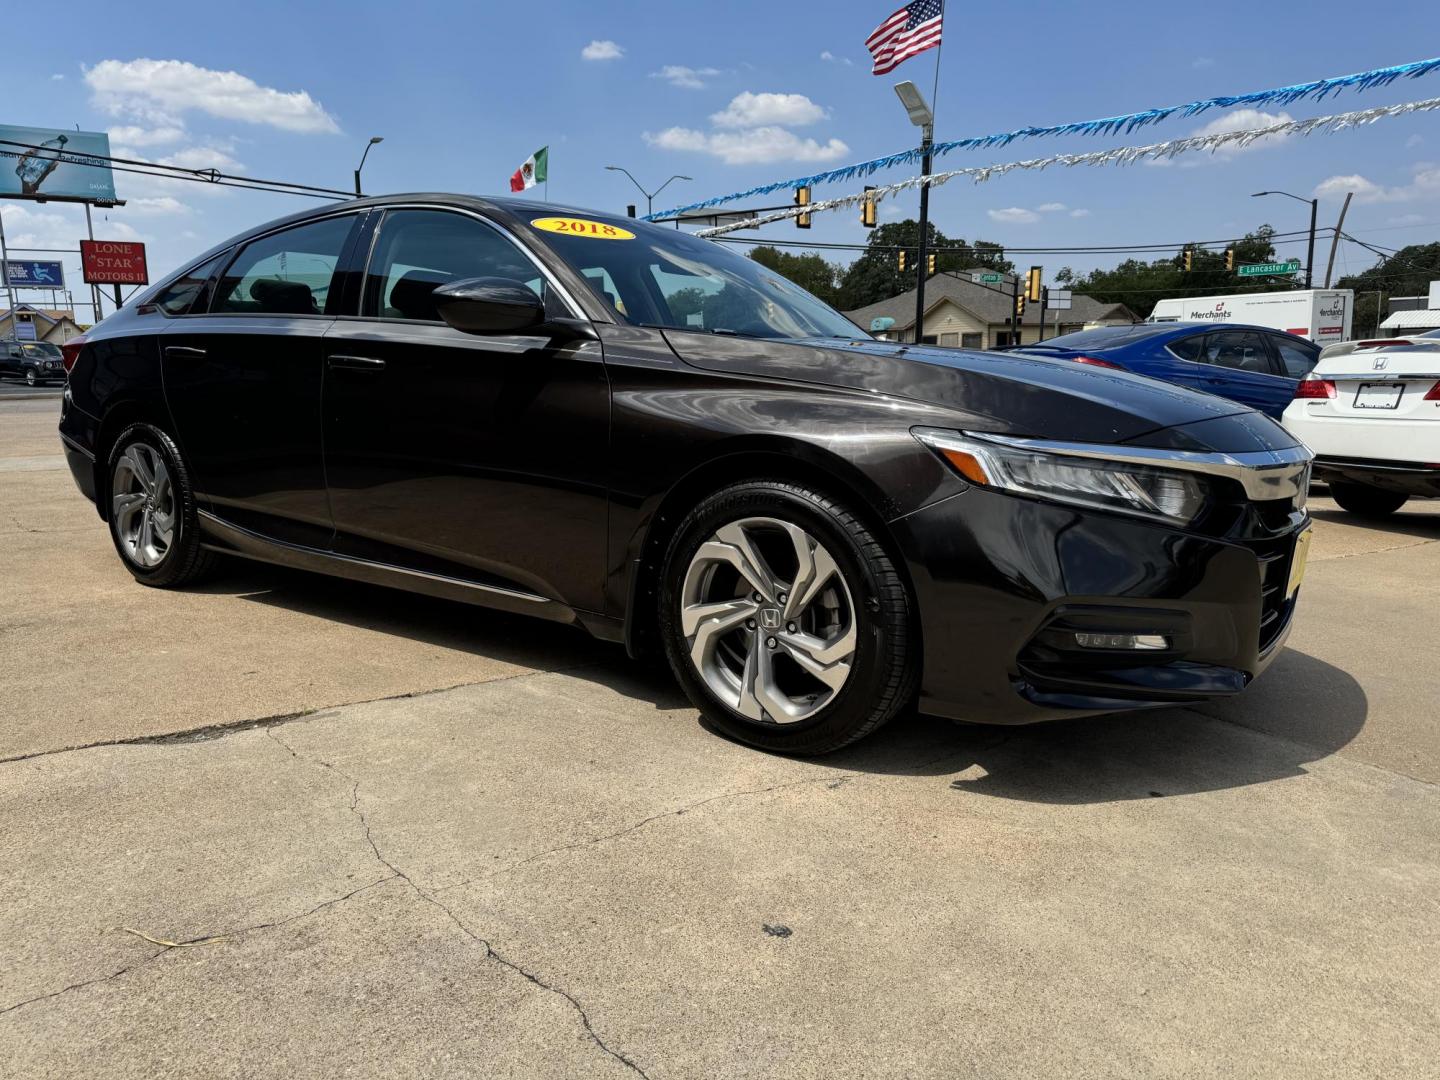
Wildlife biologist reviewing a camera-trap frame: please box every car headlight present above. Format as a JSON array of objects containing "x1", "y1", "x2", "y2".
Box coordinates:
[{"x1": 914, "y1": 429, "x2": 1208, "y2": 525}]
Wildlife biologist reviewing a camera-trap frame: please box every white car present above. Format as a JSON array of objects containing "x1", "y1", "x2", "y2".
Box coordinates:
[
  {"x1": 1318, "y1": 326, "x2": 1440, "y2": 361},
  {"x1": 1282, "y1": 341, "x2": 1440, "y2": 517}
]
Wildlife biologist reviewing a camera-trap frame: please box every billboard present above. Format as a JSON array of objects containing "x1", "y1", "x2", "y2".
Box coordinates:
[
  {"x1": 0, "y1": 125, "x2": 117, "y2": 203},
  {"x1": 80, "y1": 240, "x2": 147, "y2": 285},
  {"x1": 4, "y1": 260, "x2": 65, "y2": 288}
]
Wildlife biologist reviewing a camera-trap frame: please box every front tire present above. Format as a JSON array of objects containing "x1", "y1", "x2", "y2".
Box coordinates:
[
  {"x1": 24, "y1": 367, "x2": 37, "y2": 387},
  {"x1": 106, "y1": 423, "x2": 217, "y2": 587},
  {"x1": 1329, "y1": 481, "x2": 1408, "y2": 519},
  {"x1": 658, "y1": 481, "x2": 917, "y2": 755}
]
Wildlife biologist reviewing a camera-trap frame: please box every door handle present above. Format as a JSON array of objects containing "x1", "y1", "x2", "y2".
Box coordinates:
[
  {"x1": 328, "y1": 354, "x2": 386, "y2": 371},
  {"x1": 163, "y1": 346, "x2": 207, "y2": 360}
]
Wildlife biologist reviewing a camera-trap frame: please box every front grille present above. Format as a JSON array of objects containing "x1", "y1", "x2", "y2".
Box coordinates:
[{"x1": 1248, "y1": 534, "x2": 1297, "y2": 652}]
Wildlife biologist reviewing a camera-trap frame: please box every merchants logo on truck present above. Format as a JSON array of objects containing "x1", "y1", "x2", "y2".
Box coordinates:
[{"x1": 1188, "y1": 300, "x2": 1233, "y2": 321}]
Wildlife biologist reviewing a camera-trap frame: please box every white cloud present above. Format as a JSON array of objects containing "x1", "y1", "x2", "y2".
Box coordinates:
[
  {"x1": 650, "y1": 65, "x2": 721, "y2": 89},
  {"x1": 1314, "y1": 164, "x2": 1440, "y2": 204},
  {"x1": 1406, "y1": 134, "x2": 1425, "y2": 150},
  {"x1": 106, "y1": 124, "x2": 186, "y2": 147},
  {"x1": 51, "y1": 73, "x2": 65, "y2": 81},
  {"x1": 581, "y1": 40, "x2": 623, "y2": 61},
  {"x1": 987, "y1": 207, "x2": 1040, "y2": 225},
  {"x1": 820, "y1": 51, "x2": 853, "y2": 66},
  {"x1": 1192, "y1": 57, "x2": 1215, "y2": 69},
  {"x1": 121, "y1": 196, "x2": 192, "y2": 216},
  {"x1": 85, "y1": 58, "x2": 340, "y2": 134},
  {"x1": 645, "y1": 125, "x2": 849, "y2": 165},
  {"x1": 1387, "y1": 213, "x2": 1426, "y2": 225},
  {"x1": 711, "y1": 92, "x2": 826, "y2": 129},
  {"x1": 1070, "y1": 208, "x2": 1091, "y2": 218},
  {"x1": 0, "y1": 203, "x2": 142, "y2": 251},
  {"x1": 1036, "y1": 202, "x2": 1067, "y2": 212}
]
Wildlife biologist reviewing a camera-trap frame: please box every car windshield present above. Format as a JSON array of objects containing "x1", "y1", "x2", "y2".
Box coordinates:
[
  {"x1": 22, "y1": 343, "x2": 62, "y2": 359},
  {"x1": 1021, "y1": 325, "x2": 1166, "y2": 350},
  {"x1": 525, "y1": 214, "x2": 865, "y2": 341}
]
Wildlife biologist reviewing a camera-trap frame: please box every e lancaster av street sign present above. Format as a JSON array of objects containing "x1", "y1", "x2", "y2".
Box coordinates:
[{"x1": 1237, "y1": 260, "x2": 1302, "y2": 278}]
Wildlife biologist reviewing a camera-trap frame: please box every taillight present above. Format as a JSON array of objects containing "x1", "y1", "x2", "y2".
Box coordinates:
[
  {"x1": 60, "y1": 334, "x2": 87, "y2": 374},
  {"x1": 1294, "y1": 375, "x2": 1336, "y2": 399},
  {"x1": 1424, "y1": 381, "x2": 1440, "y2": 401},
  {"x1": 1356, "y1": 339, "x2": 1413, "y2": 349},
  {"x1": 1071, "y1": 355, "x2": 1122, "y2": 370}
]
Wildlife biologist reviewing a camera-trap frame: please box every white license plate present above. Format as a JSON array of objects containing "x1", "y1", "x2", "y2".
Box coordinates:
[{"x1": 1354, "y1": 382, "x2": 1403, "y2": 409}]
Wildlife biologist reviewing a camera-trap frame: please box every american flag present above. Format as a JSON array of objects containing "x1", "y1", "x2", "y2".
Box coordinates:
[{"x1": 866, "y1": 0, "x2": 944, "y2": 76}]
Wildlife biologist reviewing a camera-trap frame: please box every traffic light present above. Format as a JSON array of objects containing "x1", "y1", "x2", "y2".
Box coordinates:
[
  {"x1": 795, "y1": 185, "x2": 811, "y2": 229},
  {"x1": 1026, "y1": 266, "x2": 1043, "y2": 303},
  {"x1": 927, "y1": 254, "x2": 936, "y2": 276},
  {"x1": 898, "y1": 250, "x2": 907, "y2": 272},
  {"x1": 1183, "y1": 246, "x2": 1194, "y2": 272},
  {"x1": 1015, "y1": 292, "x2": 1026, "y2": 318},
  {"x1": 861, "y1": 186, "x2": 877, "y2": 228},
  {"x1": 1225, "y1": 246, "x2": 1236, "y2": 271}
]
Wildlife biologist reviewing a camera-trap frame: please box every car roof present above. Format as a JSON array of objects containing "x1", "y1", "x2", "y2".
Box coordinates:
[{"x1": 151, "y1": 192, "x2": 665, "y2": 289}]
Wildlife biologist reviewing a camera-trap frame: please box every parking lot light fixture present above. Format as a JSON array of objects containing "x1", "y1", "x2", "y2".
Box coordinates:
[
  {"x1": 354, "y1": 136, "x2": 384, "y2": 197},
  {"x1": 606, "y1": 166, "x2": 691, "y2": 216},
  {"x1": 894, "y1": 81, "x2": 935, "y2": 344}
]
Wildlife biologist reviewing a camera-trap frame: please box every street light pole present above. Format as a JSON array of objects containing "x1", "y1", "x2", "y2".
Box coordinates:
[
  {"x1": 606, "y1": 167, "x2": 691, "y2": 217},
  {"x1": 895, "y1": 81, "x2": 936, "y2": 345},
  {"x1": 1252, "y1": 189, "x2": 1318, "y2": 288},
  {"x1": 354, "y1": 136, "x2": 384, "y2": 197}
]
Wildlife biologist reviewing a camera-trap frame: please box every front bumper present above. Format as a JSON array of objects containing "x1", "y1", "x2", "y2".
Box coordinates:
[{"x1": 891, "y1": 486, "x2": 1307, "y2": 724}]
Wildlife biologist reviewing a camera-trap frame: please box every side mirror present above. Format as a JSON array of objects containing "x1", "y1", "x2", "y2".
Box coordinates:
[{"x1": 432, "y1": 277, "x2": 545, "y2": 334}]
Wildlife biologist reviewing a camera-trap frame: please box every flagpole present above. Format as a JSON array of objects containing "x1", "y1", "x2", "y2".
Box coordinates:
[{"x1": 911, "y1": 4, "x2": 943, "y2": 344}]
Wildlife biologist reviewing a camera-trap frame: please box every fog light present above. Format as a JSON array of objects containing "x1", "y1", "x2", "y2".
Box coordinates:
[{"x1": 1074, "y1": 632, "x2": 1170, "y2": 651}]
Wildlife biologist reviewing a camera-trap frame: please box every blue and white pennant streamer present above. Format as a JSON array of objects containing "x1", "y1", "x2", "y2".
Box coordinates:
[{"x1": 650, "y1": 55, "x2": 1440, "y2": 221}]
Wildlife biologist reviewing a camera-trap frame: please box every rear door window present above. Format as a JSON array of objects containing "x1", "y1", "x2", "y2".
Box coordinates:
[
  {"x1": 1271, "y1": 335, "x2": 1319, "y2": 378},
  {"x1": 151, "y1": 253, "x2": 227, "y2": 316},
  {"x1": 1201, "y1": 331, "x2": 1280, "y2": 375},
  {"x1": 1167, "y1": 334, "x2": 1205, "y2": 362},
  {"x1": 212, "y1": 215, "x2": 357, "y2": 316}
]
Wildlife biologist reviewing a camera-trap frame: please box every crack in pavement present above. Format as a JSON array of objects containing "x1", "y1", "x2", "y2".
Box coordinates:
[
  {"x1": 265, "y1": 728, "x2": 652, "y2": 1079},
  {"x1": 0, "y1": 874, "x2": 400, "y2": 1017},
  {"x1": 0, "y1": 662, "x2": 606, "y2": 766},
  {"x1": 1311, "y1": 535, "x2": 1439, "y2": 563},
  {"x1": 432, "y1": 735, "x2": 1010, "y2": 898}
]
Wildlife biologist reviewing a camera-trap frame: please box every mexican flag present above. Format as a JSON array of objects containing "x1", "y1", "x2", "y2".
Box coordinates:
[{"x1": 509, "y1": 146, "x2": 548, "y2": 192}]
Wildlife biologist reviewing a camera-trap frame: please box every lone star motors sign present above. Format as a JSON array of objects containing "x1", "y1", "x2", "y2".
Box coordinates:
[{"x1": 80, "y1": 240, "x2": 148, "y2": 285}]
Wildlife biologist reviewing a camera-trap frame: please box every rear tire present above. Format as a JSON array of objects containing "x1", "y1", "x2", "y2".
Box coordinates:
[
  {"x1": 106, "y1": 422, "x2": 217, "y2": 587},
  {"x1": 658, "y1": 480, "x2": 917, "y2": 756},
  {"x1": 1329, "y1": 481, "x2": 1408, "y2": 519}
]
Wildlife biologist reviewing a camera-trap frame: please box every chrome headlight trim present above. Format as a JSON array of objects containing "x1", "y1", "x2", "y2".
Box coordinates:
[{"x1": 961, "y1": 432, "x2": 1313, "y2": 504}]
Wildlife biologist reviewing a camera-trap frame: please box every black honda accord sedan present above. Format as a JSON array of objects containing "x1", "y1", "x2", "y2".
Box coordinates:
[{"x1": 57, "y1": 194, "x2": 1312, "y2": 754}]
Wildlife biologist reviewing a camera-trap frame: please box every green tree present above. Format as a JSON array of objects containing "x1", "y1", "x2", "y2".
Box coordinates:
[
  {"x1": 1061, "y1": 226, "x2": 1285, "y2": 319},
  {"x1": 747, "y1": 245, "x2": 841, "y2": 306},
  {"x1": 834, "y1": 219, "x2": 1014, "y2": 310},
  {"x1": 1335, "y1": 242, "x2": 1440, "y2": 336}
]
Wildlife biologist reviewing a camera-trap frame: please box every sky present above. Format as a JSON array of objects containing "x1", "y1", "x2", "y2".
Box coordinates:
[{"x1": 5, "y1": 0, "x2": 1440, "y2": 316}]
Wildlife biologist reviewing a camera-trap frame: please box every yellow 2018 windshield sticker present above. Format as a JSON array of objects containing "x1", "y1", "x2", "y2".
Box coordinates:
[{"x1": 531, "y1": 216, "x2": 635, "y2": 240}]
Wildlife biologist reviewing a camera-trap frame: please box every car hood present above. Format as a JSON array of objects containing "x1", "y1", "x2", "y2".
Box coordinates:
[{"x1": 663, "y1": 332, "x2": 1298, "y2": 453}]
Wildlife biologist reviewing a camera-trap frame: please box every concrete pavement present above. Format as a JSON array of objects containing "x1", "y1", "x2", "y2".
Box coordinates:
[{"x1": 2, "y1": 396, "x2": 1438, "y2": 1077}]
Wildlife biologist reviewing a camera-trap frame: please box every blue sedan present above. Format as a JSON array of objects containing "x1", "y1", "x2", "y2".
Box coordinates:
[{"x1": 1010, "y1": 322, "x2": 1320, "y2": 419}]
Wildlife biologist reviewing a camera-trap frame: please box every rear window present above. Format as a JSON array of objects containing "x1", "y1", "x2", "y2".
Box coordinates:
[{"x1": 1035, "y1": 325, "x2": 1164, "y2": 349}]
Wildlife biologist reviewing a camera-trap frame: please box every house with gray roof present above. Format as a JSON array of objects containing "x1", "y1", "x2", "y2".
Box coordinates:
[{"x1": 845, "y1": 270, "x2": 1137, "y2": 349}]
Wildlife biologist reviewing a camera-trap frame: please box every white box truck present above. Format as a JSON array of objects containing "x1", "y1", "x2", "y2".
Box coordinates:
[{"x1": 1149, "y1": 289, "x2": 1353, "y2": 343}]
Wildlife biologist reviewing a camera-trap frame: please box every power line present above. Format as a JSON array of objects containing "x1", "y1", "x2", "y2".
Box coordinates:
[
  {"x1": 710, "y1": 226, "x2": 1319, "y2": 256},
  {"x1": 0, "y1": 139, "x2": 353, "y2": 201}
]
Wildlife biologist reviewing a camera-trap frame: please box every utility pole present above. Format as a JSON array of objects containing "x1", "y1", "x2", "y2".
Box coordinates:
[
  {"x1": 0, "y1": 208, "x2": 17, "y2": 340},
  {"x1": 83, "y1": 203, "x2": 101, "y2": 323},
  {"x1": 1323, "y1": 192, "x2": 1353, "y2": 289},
  {"x1": 1036, "y1": 286, "x2": 1047, "y2": 343}
]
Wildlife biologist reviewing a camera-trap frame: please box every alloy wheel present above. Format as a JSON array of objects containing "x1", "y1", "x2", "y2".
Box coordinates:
[
  {"x1": 679, "y1": 516, "x2": 856, "y2": 724},
  {"x1": 111, "y1": 442, "x2": 176, "y2": 568}
]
